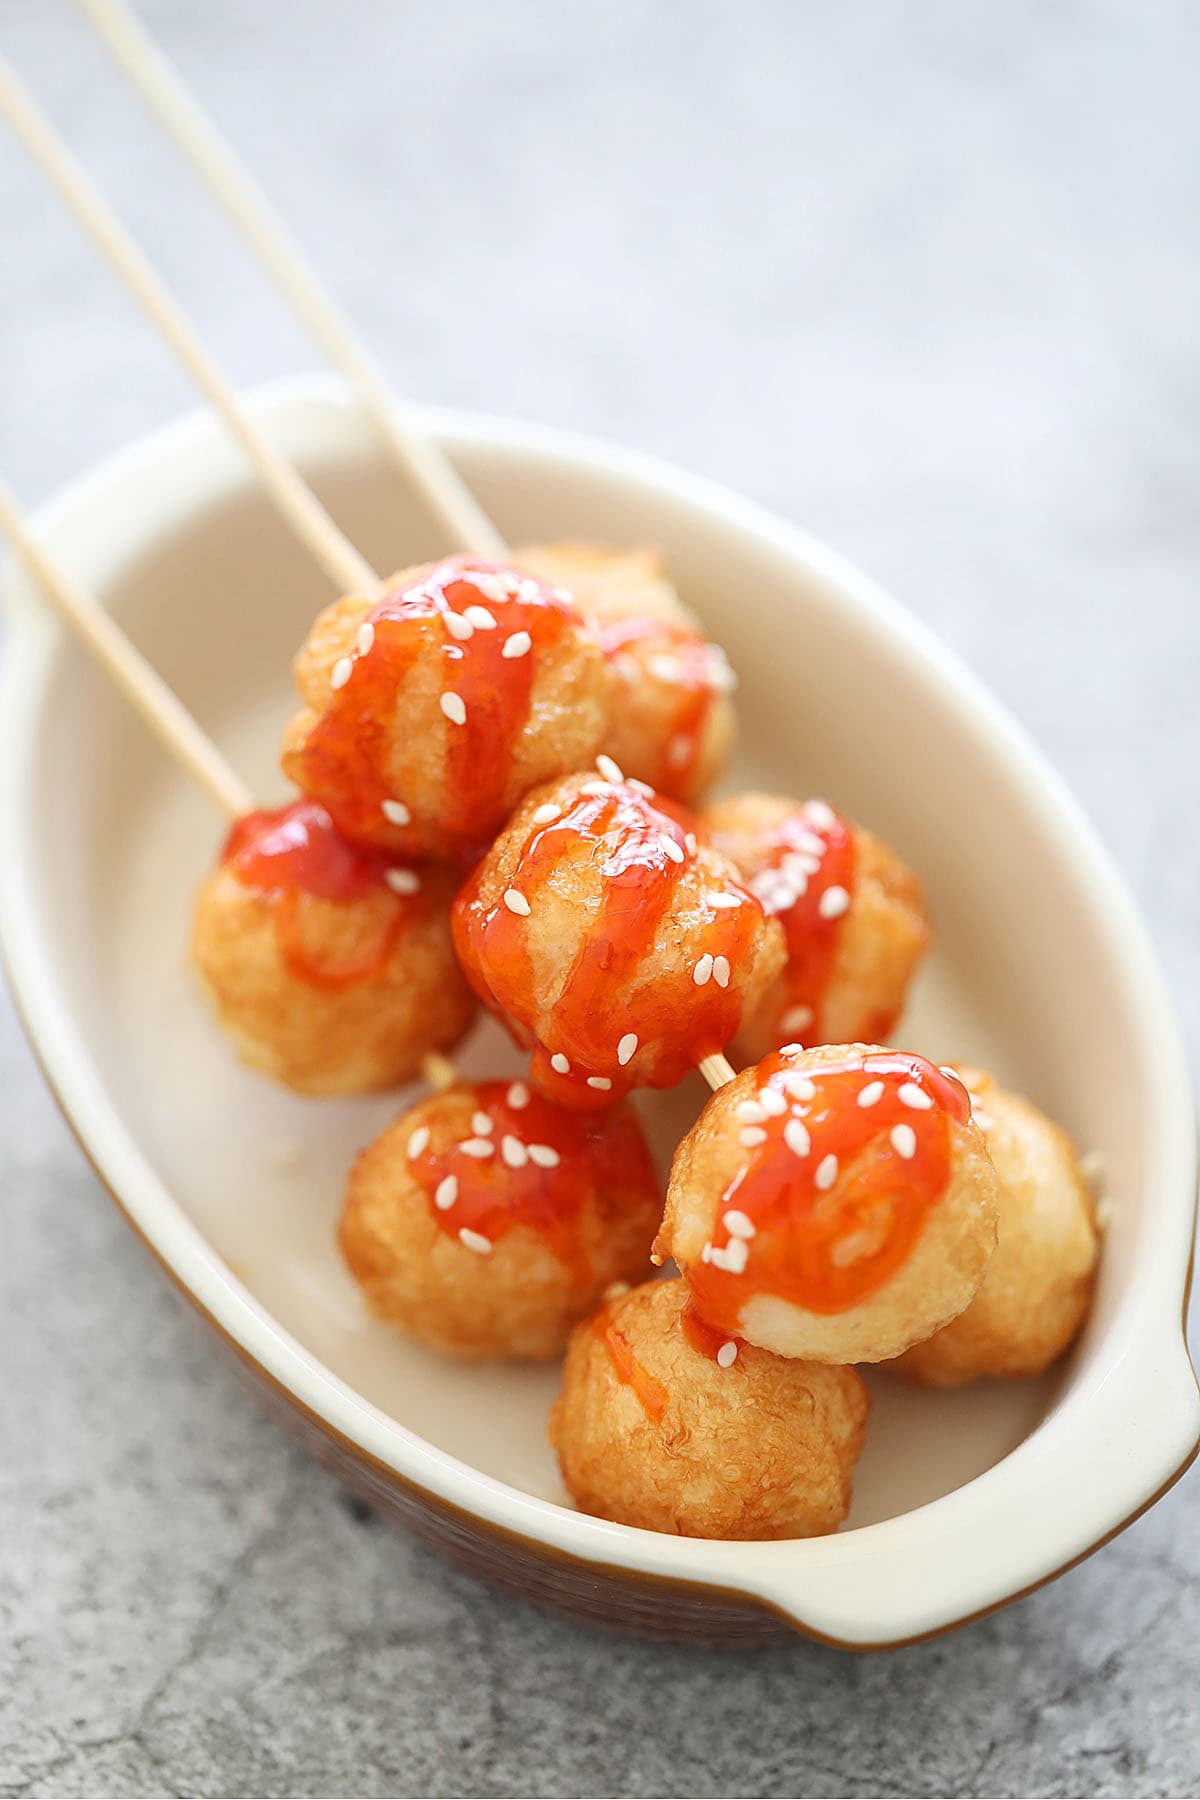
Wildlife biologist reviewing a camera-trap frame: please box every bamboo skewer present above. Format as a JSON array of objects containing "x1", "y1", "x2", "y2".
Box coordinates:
[
  {"x1": 0, "y1": 52, "x2": 377, "y2": 600},
  {"x1": 0, "y1": 57, "x2": 735, "y2": 1098},
  {"x1": 78, "y1": 0, "x2": 507, "y2": 562},
  {"x1": 0, "y1": 477, "x2": 251, "y2": 818}
]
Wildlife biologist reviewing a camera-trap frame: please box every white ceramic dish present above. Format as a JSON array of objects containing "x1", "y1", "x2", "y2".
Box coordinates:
[{"x1": 2, "y1": 375, "x2": 1196, "y2": 1647}]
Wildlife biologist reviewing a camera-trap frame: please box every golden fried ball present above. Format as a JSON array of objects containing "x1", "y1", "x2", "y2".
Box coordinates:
[
  {"x1": 655, "y1": 1043, "x2": 999, "y2": 1364},
  {"x1": 514, "y1": 541, "x2": 694, "y2": 629},
  {"x1": 549, "y1": 1278, "x2": 869, "y2": 1539},
  {"x1": 190, "y1": 801, "x2": 475, "y2": 1096},
  {"x1": 281, "y1": 556, "x2": 607, "y2": 861},
  {"x1": 515, "y1": 542, "x2": 736, "y2": 804},
  {"x1": 338, "y1": 1080, "x2": 662, "y2": 1359},
  {"x1": 893, "y1": 1066, "x2": 1099, "y2": 1384},
  {"x1": 452, "y1": 769, "x2": 786, "y2": 1110},
  {"x1": 702, "y1": 792, "x2": 930, "y2": 1059}
]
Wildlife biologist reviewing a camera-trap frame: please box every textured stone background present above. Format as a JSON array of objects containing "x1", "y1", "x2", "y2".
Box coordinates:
[{"x1": 1, "y1": 2, "x2": 1198, "y2": 1795}]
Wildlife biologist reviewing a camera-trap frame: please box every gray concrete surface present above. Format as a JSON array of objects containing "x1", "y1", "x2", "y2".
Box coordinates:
[{"x1": 1, "y1": 2, "x2": 1198, "y2": 1795}]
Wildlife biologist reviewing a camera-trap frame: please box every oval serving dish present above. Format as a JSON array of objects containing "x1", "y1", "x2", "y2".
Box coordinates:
[{"x1": 2, "y1": 375, "x2": 1196, "y2": 1648}]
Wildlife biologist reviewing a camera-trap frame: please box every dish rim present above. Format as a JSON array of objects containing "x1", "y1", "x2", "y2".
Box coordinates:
[{"x1": 2, "y1": 372, "x2": 1196, "y2": 1647}]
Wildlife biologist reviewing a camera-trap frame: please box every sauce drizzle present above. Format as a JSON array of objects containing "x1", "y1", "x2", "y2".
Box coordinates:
[
  {"x1": 406, "y1": 1080, "x2": 658, "y2": 1285},
  {"x1": 745, "y1": 801, "x2": 858, "y2": 1045},
  {"x1": 221, "y1": 799, "x2": 416, "y2": 990},
  {"x1": 295, "y1": 558, "x2": 583, "y2": 858},
  {"x1": 684, "y1": 1049, "x2": 971, "y2": 1328},
  {"x1": 592, "y1": 1301, "x2": 669, "y2": 1420},
  {"x1": 453, "y1": 777, "x2": 767, "y2": 1108}
]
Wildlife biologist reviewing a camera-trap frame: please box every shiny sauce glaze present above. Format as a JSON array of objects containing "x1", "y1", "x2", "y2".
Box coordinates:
[
  {"x1": 684, "y1": 1050, "x2": 972, "y2": 1327},
  {"x1": 592, "y1": 1301, "x2": 669, "y2": 1420},
  {"x1": 405, "y1": 1079, "x2": 658, "y2": 1285},
  {"x1": 221, "y1": 799, "x2": 419, "y2": 990},
  {"x1": 453, "y1": 776, "x2": 768, "y2": 1109},
  {"x1": 744, "y1": 800, "x2": 860, "y2": 1045},
  {"x1": 598, "y1": 616, "x2": 726, "y2": 794},
  {"x1": 295, "y1": 558, "x2": 583, "y2": 858}
]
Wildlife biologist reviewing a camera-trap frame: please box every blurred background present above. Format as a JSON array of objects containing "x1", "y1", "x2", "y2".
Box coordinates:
[{"x1": 1, "y1": 3, "x2": 1196, "y2": 1796}]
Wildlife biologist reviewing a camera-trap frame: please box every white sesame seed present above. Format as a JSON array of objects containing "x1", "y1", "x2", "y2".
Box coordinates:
[
  {"x1": 660, "y1": 834, "x2": 685, "y2": 864},
  {"x1": 668, "y1": 734, "x2": 692, "y2": 768},
  {"x1": 857, "y1": 1080, "x2": 885, "y2": 1109},
  {"x1": 502, "y1": 630, "x2": 532, "y2": 659},
  {"x1": 531, "y1": 802, "x2": 562, "y2": 825},
  {"x1": 739, "y1": 1125, "x2": 768, "y2": 1148},
  {"x1": 595, "y1": 753, "x2": 624, "y2": 783},
  {"x1": 628, "y1": 778, "x2": 655, "y2": 798},
  {"x1": 407, "y1": 1126, "x2": 430, "y2": 1160},
  {"x1": 603, "y1": 1279, "x2": 631, "y2": 1301},
  {"x1": 758, "y1": 1087, "x2": 787, "y2": 1116},
  {"x1": 724, "y1": 1209, "x2": 756, "y2": 1240},
  {"x1": 793, "y1": 829, "x2": 827, "y2": 857},
  {"x1": 458, "y1": 1227, "x2": 493, "y2": 1255},
  {"x1": 501, "y1": 1134, "x2": 528, "y2": 1169},
  {"x1": 648, "y1": 652, "x2": 684, "y2": 682},
  {"x1": 550, "y1": 1053, "x2": 570, "y2": 1075},
  {"x1": 736, "y1": 1100, "x2": 767, "y2": 1124},
  {"x1": 381, "y1": 798, "x2": 411, "y2": 826},
  {"x1": 579, "y1": 781, "x2": 611, "y2": 797},
  {"x1": 459, "y1": 1137, "x2": 494, "y2": 1158},
  {"x1": 516, "y1": 577, "x2": 541, "y2": 600},
  {"x1": 891, "y1": 1123, "x2": 917, "y2": 1160},
  {"x1": 815, "y1": 1153, "x2": 839, "y2": 1190},
  {"x1": 617, "y1": 1032, "x2": 639, "y2": 1066},
  {"x1": 710, "y1": 1237, "x2": 749, "y2": 1274},
  {"x1": 781, "y1": 1071, "x2": 816, "y2": 1101},
  {"x1": 440, "y1": 691, "x2": 467, "y2": 725},
  {"x1": 463, "y1": 604, "x2": 497, "y2": 630},
  {"x1": 700, "y1": 1242, "x2": 713, "y2": 1263},
  {"x1": 435, "y1": 1175, "x2": 458, "y2": 1210},
  {"x1": 528, "y1": 1144, "x2": 560, "y2": 1169},
  {"x1": 587, "y1": 1076, "x2": 612, "y2": 1090},
  {"x1": 356, "y1": 621, "x2": 376, "y2": 656},
  {"x1": 503, "y1": 888, "x2": 532, "y2": 917},
  {"x1": 472, "y1": 1111, "x2": 494, "y2": 1137},
  {"x1": 712, "y1": 955, "x2": 731, "y2": 989},
  {"x1": 330, "y1": 656, "x2": 354, "y2": 691},
  {"x1": 805, "y1": 799, "x2": 836, "y2": 829},
  {"x1": 898, "y1": 1082, "x2": 934, "y2": 1111},
  {"x1": 939, "y1": 1066, "x2": 960, "y2": 1081},
  {"x1": 785, "y1": 1118, "x2": 812, "y2": 1158},
  {"x1": 385, "y1": 868, "x2": 421, "y2": 895},
  {"x1": 463, "y1": 572, "x2": 507, "y2": 605},
  {"x1": 550, "y1": 587, "x2": 572, "y2": 603},
  {"x1": 710, "y1": 892, "x2": 742, "y2": 909},
  {"x1": 818, "y1": 884, "x2": 851, "y2": 920},
  {"x1": 716, "y1": 1340, "x2": 739, "y2": 1367},
  {"x1": 444, "y1": 610, "x2": 474, "y2": 640},
  {"x1": 973, "y1": 1110, "x2": 995, "y2": 1132},
  {"x1": 685, "y1": 832, "x2": 698, "y2": 856},
  {"x1": 693, "y1": 953, "x2": 714, "y2": 986},
  {"x1": 781, "y1": 1009, "x2": 814, "y2": 1040},
  {"x1": 506, "y1": 1081, "x2": 530, "y2": 1110}
]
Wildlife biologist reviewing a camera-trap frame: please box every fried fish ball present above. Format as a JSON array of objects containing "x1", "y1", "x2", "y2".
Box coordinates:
[
  {"x1": 702, "y1": 793, "x2": 930, "y2": 1059},
  {"x1": 281, "y1": 556, "x2": 607, "y2": 862},
  {"x1": 339, "y1": 1079, "x2": 662, "y2": 1359},
  {"x1": 452, "y1": 768, "x2": 786, "y2": 1111},
  {"x1": 191, "y1": 800, "x2": 474, "y2": 1096},
  {"x1": 516, "y1": 541, "x2": 736, "y2": 804},
  {"x1": 549, "y1": 1278, "x2": 869, "y2": 1539},
  {"x1": 655, "y1": 1044, "x2": 999, "y2": 1364},
  {"x1": 893, "y1": 1067, "x2": 1099, "y2": 1384}
]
